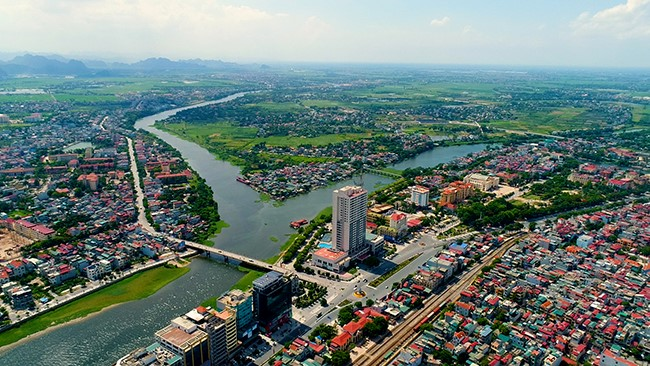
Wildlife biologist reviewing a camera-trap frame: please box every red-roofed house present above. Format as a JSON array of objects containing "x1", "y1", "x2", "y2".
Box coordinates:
[
  {"x1": 343, "y1": 316, "x2": 370, "y2": 343},
  {"x1": 601, "y1": 349, "x2": 637, "y2": 366},
  {"x1": 330, "y1": 332, "x2": 352, "y2": 351}
]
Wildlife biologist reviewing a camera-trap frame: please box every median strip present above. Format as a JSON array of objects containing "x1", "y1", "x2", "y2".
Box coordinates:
[{"x1": 368, "y1": 253, "x2": 422, "y2": 288}]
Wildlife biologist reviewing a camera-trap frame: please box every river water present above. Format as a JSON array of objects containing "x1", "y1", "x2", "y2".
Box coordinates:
[{"x1": 0, "y1": 94, "x2": 487, "y2": 365}]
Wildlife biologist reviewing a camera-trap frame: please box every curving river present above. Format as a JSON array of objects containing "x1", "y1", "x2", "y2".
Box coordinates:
[{"x1": 0, "y1": 93, "x2": 487, "y2": 365}]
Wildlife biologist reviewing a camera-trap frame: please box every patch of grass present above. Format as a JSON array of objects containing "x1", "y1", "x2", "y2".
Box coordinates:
[
  {"x1": 8, "y1": 209, "x2": 32, "y2": 218},
  {"x1": 230, "y1": 268, "x2": 265, "y2": 292},
  {"x1": 0, "y1": 123, "x2": 33, "y2": 130},
  {"x1": 380, "y1": 167, "x2": 403, "y2": 175},
  {"x1": 264, "y1": 255, "x2": 280, "y2": 265},
  {"x1": 631, "y1": 104, "x2": 650, "y2": 125},
  {"x1": 244, "y1": 102, "x2": 305, "y2": 113},
  {"x1": 302, "y1": 99, "x2": 348, "y2": 108},
  {"x1": 280, "y1": 233, "x2": 300, "y2": 251},
  {"x1": 522, "y1": 194, "x2": 542, "y2": 200},
  {"x1": 214, "y1": 221, "x2": 230, "y2": 234},
  {"x1": 0, "y1": 94, "x2": 52, "y2": 103},
  {"x1": 0, "y1": 265, "x2": 189, "y2": 348},
  {"x1": 258, "y1": 193, "x2": 271, "y2": 203},
  {"x1": 487, "y1": 107, "x2": 605, "y2": 134},
  {"x1": 338, "y1": 299, "x2": 352, "y2": 307},
  {"x1": 270, "y1": 236, "x2": 279, "y2": 242}
]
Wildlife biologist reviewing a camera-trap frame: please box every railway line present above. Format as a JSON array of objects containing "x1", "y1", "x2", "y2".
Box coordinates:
[{"x1": 355, "y1": 232, "x2": 526, "y2": 366}]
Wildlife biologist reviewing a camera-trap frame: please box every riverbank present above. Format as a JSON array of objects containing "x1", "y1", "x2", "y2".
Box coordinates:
[{"x1": 0, "y1": 265, "x2": 189, "y2": 348}]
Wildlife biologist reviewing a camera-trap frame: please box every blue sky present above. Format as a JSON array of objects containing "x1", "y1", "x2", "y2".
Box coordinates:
[{"x1": 1, "y1": 0, "x2": 649, "y2": 67}]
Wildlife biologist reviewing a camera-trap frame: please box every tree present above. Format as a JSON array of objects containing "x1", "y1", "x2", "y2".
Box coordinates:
[
  {"x1": 330, "y1": 350, "x2": 351, "y2": 366},
  {"x1": 309, "y1": 324, "x2": 337, "y2": 342},
  {"x1": 338, "y1": 305, "x2": 355, "y2": 325},
  {"x1": 366, "y1": 299, "x2": 375, "y2": 307},
  {"x1": 418, "y1": 323, "x2": 434, "y2": 332},
  {"x1": 364, "y1": 316, "x2": 389, "y2": 338}
]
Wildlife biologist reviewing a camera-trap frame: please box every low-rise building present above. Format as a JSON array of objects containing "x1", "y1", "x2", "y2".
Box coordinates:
[
  {"x1": 463, "y1": 173, "x2": 499, "y2": 191},
  {"x1": 312, "y1": 248, "x2": 350, "y2": 273}
]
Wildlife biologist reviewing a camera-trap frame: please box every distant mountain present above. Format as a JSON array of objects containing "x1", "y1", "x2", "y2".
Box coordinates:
[
  {"x1": 0, "y1": 54, "x2": 91, "y2": 76},
  {"x1": 0, "y1": 54, "x2": 254, "y2": 76},
  {"x1": 129, "y1": 57, "x2": 207, "y2": 70},
  {"x1": 180, "y1": 58, "x2": 239, "y2": 69}
]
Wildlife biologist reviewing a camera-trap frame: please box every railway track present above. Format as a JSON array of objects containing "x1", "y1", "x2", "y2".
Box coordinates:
[{"x1": 355, "y1": 232, "x2": 526, "y2": 366}]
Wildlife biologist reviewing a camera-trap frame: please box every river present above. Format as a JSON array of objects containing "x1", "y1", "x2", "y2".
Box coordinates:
[{"x1": 0, "y1": 94, "x2": 487, "y2": 365}]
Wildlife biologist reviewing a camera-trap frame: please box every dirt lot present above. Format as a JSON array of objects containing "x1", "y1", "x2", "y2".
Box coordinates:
[{"x1": 0, "y1": 228, "x2": 32, "y2": 262}]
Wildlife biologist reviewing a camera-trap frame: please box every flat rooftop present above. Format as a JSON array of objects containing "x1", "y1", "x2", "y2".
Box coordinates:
[
  {"x1": 253, "y1": 271, "x2": 283, "y2": 289},
  {"x1": 155, "y1": 325, "x2": 206, "y2": 349},
  {"x1": 313, "y1": 248, "x2": 348, "y2": 261}
]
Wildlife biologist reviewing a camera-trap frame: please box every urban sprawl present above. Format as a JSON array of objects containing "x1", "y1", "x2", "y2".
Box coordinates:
[{"x1": 0, "y1": 67, "x2": 649, "y2": 366}]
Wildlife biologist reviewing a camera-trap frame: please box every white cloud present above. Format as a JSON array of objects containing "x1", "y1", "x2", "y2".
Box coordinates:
[
  {"x1": 572, "y1": 0, "x2": 650, "y2": 38},
  {"x1": 430, "y1": 16, "x2": 450, "y2": 27},
  {"x1": 0, "y1": 0, "x2": 335, "y2": 61}
]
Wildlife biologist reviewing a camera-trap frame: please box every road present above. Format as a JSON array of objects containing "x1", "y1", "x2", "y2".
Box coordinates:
[
  {"x1": 126, "y1": 136, "x2": 156, "y2": 233},
  {"x1": 354, "y1": 232, "x2": 526, "y2": 366},
  {"x1": 255, "y1": 230, "x2": 478, "y2": 365}
]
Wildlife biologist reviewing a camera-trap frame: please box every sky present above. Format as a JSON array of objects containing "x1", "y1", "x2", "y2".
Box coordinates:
[{"x1": 1, "y1": 0, "x2": 649, "y2": 67}]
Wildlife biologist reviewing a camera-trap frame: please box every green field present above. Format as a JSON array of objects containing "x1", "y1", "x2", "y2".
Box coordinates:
[
  {"x1": 486, "y1": 107, "x2": 606, "y2": 134},
  {"x1": 302, "y1": 99, "x2": 350, "y2": 108},
  {"x1": 0, "y1": 94, "x2": 53, "y2": 103},
  {"x1": 245, "y1": 102, "x2": 305, "y2": 113},
  {"x1": 0, "y1": 76, "x2": 242, "y2": 107},
  {"x1": 156, "y1": 121, "x2": 373, "y2": 150},
  {"x1": 0, "y1": 123, "x2": 33, "y2": 130},
  {"x1": 631, "y1": 104, "x2": 650, "y2": 125},
  {"x1": 0, "y1": 265, "x2": 189, "y2": 347}
]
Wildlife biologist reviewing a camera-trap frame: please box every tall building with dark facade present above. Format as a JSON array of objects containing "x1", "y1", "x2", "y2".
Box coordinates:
[{"x1": 252, "y1": 271, "x2": 292, "y2": 333}]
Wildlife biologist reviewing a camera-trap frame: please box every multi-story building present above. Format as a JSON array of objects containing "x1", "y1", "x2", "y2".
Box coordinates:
[
  {"x1": 463, "y1": 173, "x2": 499, "y2": 191},
  {"x1": 312, "y1": 248, "x2": 350, "y2": 273},
  {"x1": 253, "y1": 271, "x2": 292, "y2": 333},
  {"x1": 201, "y1": 310, "x2": 228, "y2": 366},
  {"x1": 332, "y1": 186, "x2": 368, "y2": 258},
  {"x1": 439, "y1": 181, "x2": 474, "y2": 205},
  {"x1": 154, "y1": 317, "x2": 210, "y2": 366},
  {"x1": 217, "y1": 289, "x2": 254, "y2": 340},
  {"x1": 3, "y1": 283, "x2": 33, "y2": 309},
  {"x1": 390, "y1": 212, "x2": 408, "y2": 236},
  {"x1": 214, "y1": 308, "x2": 238, "y2": 356},
  {"x1": 410, "y1": 185, "x2": 430, "y2": 207}
]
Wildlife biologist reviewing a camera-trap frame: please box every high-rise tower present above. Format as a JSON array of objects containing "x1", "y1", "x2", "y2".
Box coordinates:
[{"x1": 332, "y1": 186, "x2": 368, "y2": 258}]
